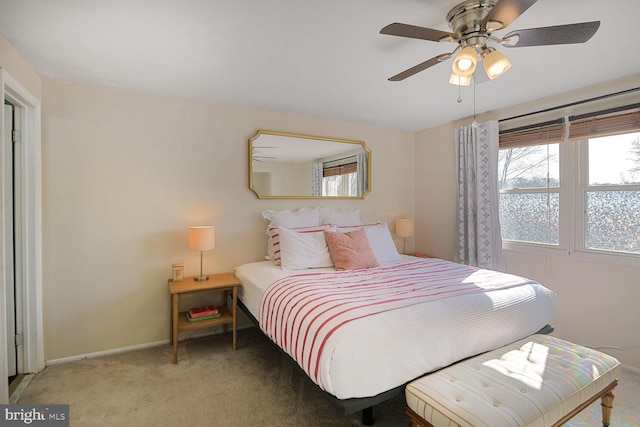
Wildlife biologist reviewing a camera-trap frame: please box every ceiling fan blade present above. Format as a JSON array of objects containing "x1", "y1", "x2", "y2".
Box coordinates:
[
  {"x1": 380, "y1": 22, "x2": 457, "y2": 42},
  {"x1": 482, "y1": 0, "x2": 537, "y2": 30},
  {"x1": 388, "y1": 53, "x2": 451, "y2": 81},
  {"x1": 502, "y1": 21, "x2": 600, "y2": 47}
]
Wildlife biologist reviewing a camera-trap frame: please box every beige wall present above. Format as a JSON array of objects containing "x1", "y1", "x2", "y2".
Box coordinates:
[
  {"x1": 415, "y1": 74, "x2": 640, "y2": 369},
  {"x1": 41, "y1": 80, "x2": 416, "y2": 360}
]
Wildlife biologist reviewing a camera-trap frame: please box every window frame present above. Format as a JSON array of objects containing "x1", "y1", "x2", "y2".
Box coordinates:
[
  {"x1": 322, "y1": 171, "x2": 358, "y2": 197},
  {"x1": 321, "y1": 155, "x2": 359, "y2": 197},
  {"x1": 500, "y1": 139, "x2": 570, "y2": 255},
  {"x1": 500, "y1": 117, "x2": 640, "y2": 266},
  {"x1": 573, "y1": 135, "x2": 640, "y2": 262}
]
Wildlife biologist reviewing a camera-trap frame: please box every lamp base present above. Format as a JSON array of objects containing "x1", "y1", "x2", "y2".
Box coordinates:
[{"x1": 194, "y1": 275, "x2": 209, "y2": 282}]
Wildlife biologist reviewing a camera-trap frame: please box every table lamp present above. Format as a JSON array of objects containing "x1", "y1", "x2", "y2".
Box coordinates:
[
  {"x1": 188, "y1": 226, "x2": 215, "y2": 281},
  {"x1": 395, "y1": 218, "x2": 414, "y2": 255}
]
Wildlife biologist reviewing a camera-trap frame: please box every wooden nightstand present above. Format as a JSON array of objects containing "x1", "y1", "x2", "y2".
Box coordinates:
[
  {"x1": 168, "y1": 273, "x2": 240, "y2": 364},
  {"x1": 412, "y1": 253, "x2": 431, "y2": 258}
]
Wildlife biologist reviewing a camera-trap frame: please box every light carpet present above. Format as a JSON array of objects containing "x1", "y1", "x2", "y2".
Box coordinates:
[{"x1": 14, "y1": 328, "x2": 640, "y2": 426}]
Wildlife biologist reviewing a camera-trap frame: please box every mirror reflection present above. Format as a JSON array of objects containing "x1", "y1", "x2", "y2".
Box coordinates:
[{"x1": 249, "y1": 130, "x2": 371, "y2": 199}]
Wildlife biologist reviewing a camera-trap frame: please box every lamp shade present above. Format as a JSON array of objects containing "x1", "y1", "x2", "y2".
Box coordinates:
[
  {"x1": 188, "y1": 226, "x2": 215, "y2": 251},
  {"x1": 452, "y1": 46, "x2": 477, "y2": 77},
  {"x1": 483, "y1": 49, "x2": 511, "y2": 80},
  {"x1": 395, "y1": 219, "x2": 414, "y2": 238},
  {"x1": 449, "y1": 72, "x2": 472, "y2": 87}
]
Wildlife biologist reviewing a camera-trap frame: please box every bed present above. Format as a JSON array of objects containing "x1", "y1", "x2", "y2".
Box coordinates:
[{"x1": 234, "y1": 208, "x2": 558, "y2": 424}]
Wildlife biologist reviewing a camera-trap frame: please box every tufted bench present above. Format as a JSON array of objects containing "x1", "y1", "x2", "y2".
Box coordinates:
[{"x1": 405, "y1": 334, "x2": 620, "y2": 427}]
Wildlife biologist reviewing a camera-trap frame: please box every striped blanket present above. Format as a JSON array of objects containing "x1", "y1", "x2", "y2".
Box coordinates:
[{"x1": 259, "y1": 258, "x2": 538, "y2": 391}]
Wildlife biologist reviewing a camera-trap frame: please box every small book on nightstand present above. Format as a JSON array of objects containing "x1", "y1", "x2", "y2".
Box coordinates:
[
  {"x1": 188, "y1": 305, "x2": 219, "y2": 318},
  {"x1": 186, "y1": 312, "x2": 222, "y2": 322}
]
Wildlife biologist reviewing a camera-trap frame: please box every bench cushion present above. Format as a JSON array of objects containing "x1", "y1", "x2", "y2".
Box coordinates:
[{"x1": 406, "y1": 334, "x2": 620, "y2": 427}]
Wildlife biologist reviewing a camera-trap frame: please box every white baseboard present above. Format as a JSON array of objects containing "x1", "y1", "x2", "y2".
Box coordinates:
[
  {"x1": 46, "y1": 339, "x2": 170, "y2": 366},
  {"x1": 45, "y1": 325, "x2": 254, "y2": 366}
]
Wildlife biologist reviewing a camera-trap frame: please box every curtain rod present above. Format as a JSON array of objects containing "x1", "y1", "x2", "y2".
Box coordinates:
[
  {"x1": 499, "y1": 86, "x2": 640, "y2": 123},
  {"x1": 568, "y1": 102, "x2": 640, "y2": 121}
]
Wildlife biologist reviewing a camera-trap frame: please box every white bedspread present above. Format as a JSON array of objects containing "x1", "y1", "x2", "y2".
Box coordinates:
[{"x1": 235, "y1": 256, "x2": 557, "y2": 400}]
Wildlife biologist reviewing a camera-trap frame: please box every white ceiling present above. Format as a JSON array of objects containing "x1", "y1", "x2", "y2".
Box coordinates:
[{"x1": 1, "y1": 0, "x2": 638, "y2": 132}]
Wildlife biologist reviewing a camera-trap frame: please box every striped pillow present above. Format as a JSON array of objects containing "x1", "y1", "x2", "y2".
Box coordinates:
[{"x1": 266, "y1": 224, "x2": 331, "y2": 265}]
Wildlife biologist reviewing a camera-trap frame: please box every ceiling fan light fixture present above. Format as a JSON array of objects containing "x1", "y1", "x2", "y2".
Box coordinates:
[
  {"x1": 452, "y1": 46, "x2": 477, "y2": 76},
  {"x1": 482, "y1": 48, "x2": 511, "y2": 79},
  {"x1": 449, "y1": 72, "x2": 472, "y2": 87}
]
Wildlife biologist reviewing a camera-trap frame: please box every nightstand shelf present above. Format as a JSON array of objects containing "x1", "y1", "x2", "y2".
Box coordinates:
[
  {"x1": 169, "y1": 273, "x2": 240, "y2": 364},
  {"x1": 176, "y1": 306, "x2": 232, "y2": 332}
]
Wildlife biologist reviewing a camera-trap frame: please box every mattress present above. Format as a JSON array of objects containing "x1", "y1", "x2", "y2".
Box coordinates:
[{"x1": 235, "y1": 256, "x2": 557, "y2": 400}]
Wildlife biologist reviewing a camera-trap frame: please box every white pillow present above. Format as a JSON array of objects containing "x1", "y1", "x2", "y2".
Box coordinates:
[
  {"x1": 265, "y1": 224, "x2": 331, "y2": 264},
  {"x1": 262, "y1": 207, "x2": 321, "y2": 228},
  {"x1": 278, "y1": 226, "x2": 334, "y2": 270},
  {"x1": 335, "y1": 221, "x2": 381, "y2": 233},
  {"x1": 319, "y1": 207, "x2": 361, "y2": 226},
  {"x1": 337, "y1": 222, "x2": 401, "y2": 263}
]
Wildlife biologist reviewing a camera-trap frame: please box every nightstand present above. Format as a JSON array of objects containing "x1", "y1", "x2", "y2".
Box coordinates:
[
  {"x1": 168, "y1": 273, "x2": 240, "y2": 364},
  {"x1": 413, "y1": 253, "x2": 431, "y2": 258}
]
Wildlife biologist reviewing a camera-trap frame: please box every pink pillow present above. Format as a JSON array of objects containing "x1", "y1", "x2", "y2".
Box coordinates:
[{"x1": 324, "y1": 229, "x2": 379, "y2": 271}]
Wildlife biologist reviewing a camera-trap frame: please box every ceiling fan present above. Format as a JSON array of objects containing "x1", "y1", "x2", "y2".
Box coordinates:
[{"x1": 380, "y1": 0, "x2": 600, "y2": 85}]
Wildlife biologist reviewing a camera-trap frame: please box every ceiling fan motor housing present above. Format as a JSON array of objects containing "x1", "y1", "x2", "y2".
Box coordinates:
[{"x1": 446, "y1": 0, "x2": 499, "y2": 52}]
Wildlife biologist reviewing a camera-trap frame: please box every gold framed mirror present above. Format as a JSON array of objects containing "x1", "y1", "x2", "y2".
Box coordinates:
[{"x1": 249, "y1": 130, "x2": 371, "y2": 199}]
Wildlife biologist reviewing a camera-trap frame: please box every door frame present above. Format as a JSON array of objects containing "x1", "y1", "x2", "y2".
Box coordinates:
[
  {"x1": 4, "y1": 101, "x2": 18, "y2": 378},
  {"x1": 0, "y1": 69, "x2": 43, "y2": 403}
]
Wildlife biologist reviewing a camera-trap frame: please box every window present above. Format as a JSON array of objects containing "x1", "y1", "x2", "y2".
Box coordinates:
[
  {"x1": 498, "y1": 144, "x2": 560, "y2": 245},
  {"x1": 498, "y1": 119, "x2": 564, "y2": 246},
  {"x1": 323, "y1": 172, "x2": 358, "y2": 196},
  {"x1": 579, "y1": 132, "x2": 640, "y2": 254},
  {"x1": 498, "y1": 106, "x2": 640, "y2": 260},
  {"x1": 322, "y1": 156, "x2": 358, "y2": 197}
]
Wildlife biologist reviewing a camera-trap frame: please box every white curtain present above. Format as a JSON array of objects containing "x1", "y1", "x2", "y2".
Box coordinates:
[
  {"x1": 311, "y1": 162, "x2": 323, "y2": 196},
  {"x1": 455, "y1": 120, "x2": 505, "y2": 271},
  {"x1": 356, "y1": 152, "x2": 368, "y2": 197}
]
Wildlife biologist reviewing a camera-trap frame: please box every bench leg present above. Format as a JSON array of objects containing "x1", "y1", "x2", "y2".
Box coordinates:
[
  {"x1": 601, "y1": 389, "x2": 615, "y2": 427},
  {"x1": 405, "y1": 406, "x2": 434, "y2": 427}
]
